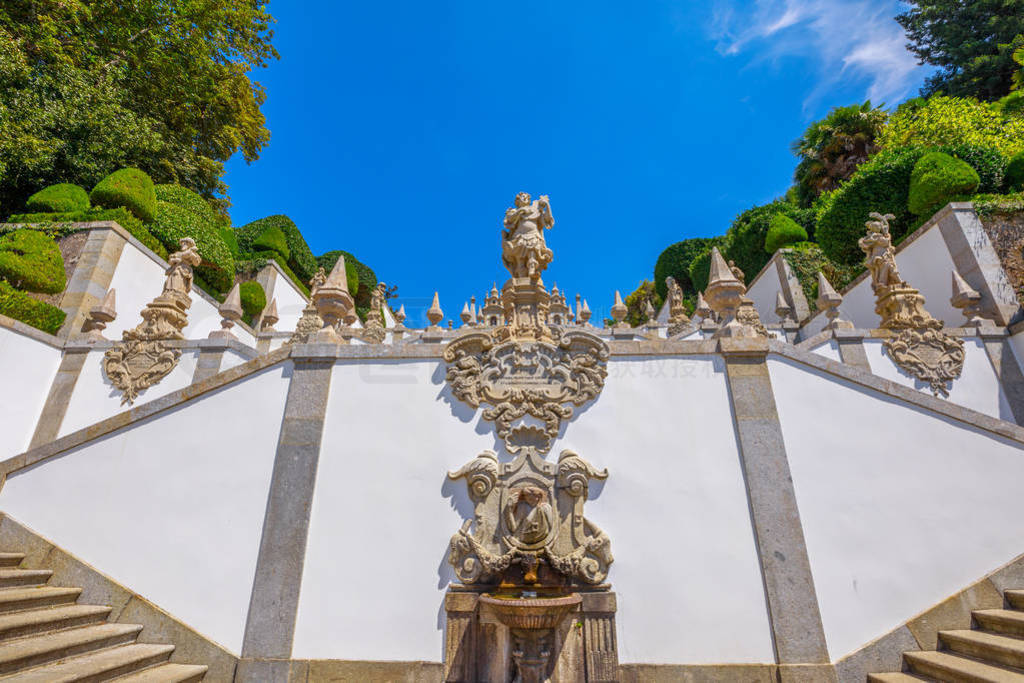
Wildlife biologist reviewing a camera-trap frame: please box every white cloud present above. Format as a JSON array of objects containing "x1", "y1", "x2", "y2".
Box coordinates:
[{"x1": 707, "y1": 0, "x2": 925, "y2": 109}]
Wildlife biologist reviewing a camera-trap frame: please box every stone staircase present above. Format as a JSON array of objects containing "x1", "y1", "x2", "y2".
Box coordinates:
[
  {"x1": 870, "y1": 588, "x2": 1024, "y2": 682},
  {"x1": 0, "y1": 551, "x2": 207, "y2": 681}
]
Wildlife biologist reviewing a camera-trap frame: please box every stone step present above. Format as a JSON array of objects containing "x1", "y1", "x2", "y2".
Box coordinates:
[
  {"x1": 904, "y1": 650, "x2": 1024, "y2": 682},
  {"x1": 941, "y1": 629, "x2": 1024, "y2": 670},
  {"x1": 975, "y1": 610, "x2": 1024, "y2": 638},
  {"x1": 113, "y1": 663, "x2": 209, "y2": 682},
  {"x1": 0, "y1": 623, "x2": 142, "y2": 675},
  {"x1": 0, "y1": 572, "x2": 51, "y2": 590},
  {"x1": 0, "y1": 606, "x2": 112, "y2": 643},
  {"x1": 0, "y1": 643, "x2": 175, "y2": 682},
  {"x1": 0, "y1": 588, "x2": 81, "y2": 615},
  {"x1": 1004, "y1": 591, "x2": 1024, "y2": 611},
  {"x1": 0, "y1": 558, "x2": 24, "y2": 570},
  {"x1": 867, "y1": 673, "x2": 934, "y2": 682}
]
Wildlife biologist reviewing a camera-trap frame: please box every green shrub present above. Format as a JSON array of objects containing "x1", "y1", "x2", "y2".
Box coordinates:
[
  {"x1": 317, "y1": 250, "x2": 374, "y2": 305},
  {"x1": 0, "y1": 281, "x2": 65, "y2": 334},
  {"x1": 764, "y1": 214, "x2": 809, "y2": 253},
  {"x1": 235, "y1": 252, "x2": 310, "y2": 297},
  {"x1": 236, "y1": 215, "x2": 317, "y2": 281},
  {"x1": 89, "y1": 168, "x2": 157, "y2": 222},
  {"x1": 252, "y1": 226, "x2": 290, "y2": 262},
  {"x1": 148, "y1": 200, "x2": 235, "y2": 293},
  {"x1": 219, "y1": 226, "x2": 239, "y2": 256},
  {"x1": 0, "y1": 229, "x2": 66, "y2": 294},
  {"x1": 908, "y1": 152, "x2": 980, "y2": 216},
  {"x1": 687, "y1": 236, "x2": 730, "y2": 294},
  {"x1": 6, "y1": 207, "x2": 168, "y2": 260},
  {"x1": 722, "y1": 201, "x2": 815, "y2": 281},
  {"x1": 25, "y1": 184, "x2": 89, "y2": 213},
  {"x1": 653, "y1": 237, "x2": 721, "y2": 299},
  {"x1": 1007, "y1": 151, "x2": 1024, "y2": 191},
  {"x1": 239, "y1": 280, "x2": 267, "y2": 320},
  {"x1": 154, "y1": 185, "x2": 223, "y2": 226},
  {"x1": 880, "y1": 96, "x2": 1024, "y2": 158},
  {"x1": 781, "y1": 242, "x2": 861, "y2": 312}
]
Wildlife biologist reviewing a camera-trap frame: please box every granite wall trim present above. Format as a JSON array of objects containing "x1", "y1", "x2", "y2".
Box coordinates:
[{"x1": 28, "y1": 348, "x2": 89, "y2": 449}]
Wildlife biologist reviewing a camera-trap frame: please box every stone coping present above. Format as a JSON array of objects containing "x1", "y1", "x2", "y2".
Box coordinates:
[
  {"x1": 3, "y1": 334, "x2": 1022, "y2": 486},
  {"x1": 796, "y1": 325, "x2": 1010, "y2": 352},
  {"x1": 2, "y1": 221, "x2": 260, "y2": 339},
  {"x1": 62, "y1": 336, "x2": 260, "y2": 359},
  {"x1": 799, "y1": 202, "x2": 975, "y2": 333},
  {"x1": 0, "y1": 313, "x2": 64, "y2": 349}
]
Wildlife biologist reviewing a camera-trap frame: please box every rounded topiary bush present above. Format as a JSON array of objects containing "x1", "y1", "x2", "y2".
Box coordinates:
[
  {"x1": 764, "y1": 214, "x2": 809, "y2": 253},
  {"x1": 1007, "y1": 151, "x2": 1024, "y2": 192},
  {"x1": 0, "y1": 229, "x2": 66, "y2": 294},
  {"x1": 724, "y1": 201, "x2": 815, "y2": 280},
  {"x1": 148, "y1": 200, "x2": 235, "y2": 293},
  {"x1": 653, "y1": 237, "x2": 721, "y2": 299},
  {"x1": 908, "y1": 151, "x2": 980, "y2": 216},
  {"x1": 25, "y1": 183, "x2": 89, "y2": 213},
  {"x1": 89, "y1": 168, "x2": 157, "y2": 222},
  {"x1": 239, "y1": 280, "x2": 267, "y2": 320},
  {"x1": 236, "y1": 215, "x2": 318, "y2": 281},
  {"x1": 253, "y1": 226, "x2": 290, "y2": 262}
]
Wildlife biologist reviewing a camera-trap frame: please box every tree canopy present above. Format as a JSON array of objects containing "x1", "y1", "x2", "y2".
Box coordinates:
[
  {"x1": 896, "y1": 0, "x2": 1024, "y2": 101},
  {"x1": 0, "y1": 0, "x2": 277, "y2": 213}
]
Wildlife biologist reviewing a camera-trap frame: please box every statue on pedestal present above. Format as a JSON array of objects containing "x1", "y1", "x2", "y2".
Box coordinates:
[{"x1": 502, "y1": 192, "x2": 554, "y2": 279}]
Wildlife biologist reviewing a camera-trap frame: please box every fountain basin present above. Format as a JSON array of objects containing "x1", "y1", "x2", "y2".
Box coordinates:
[{"x1": 479, "y1": 593, "x2": 581, "y2": 630}]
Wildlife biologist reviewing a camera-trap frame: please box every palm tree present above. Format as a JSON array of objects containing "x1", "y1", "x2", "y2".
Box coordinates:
[{"x1": 791, "y1": 101, "x2": 888, "y2": 207}]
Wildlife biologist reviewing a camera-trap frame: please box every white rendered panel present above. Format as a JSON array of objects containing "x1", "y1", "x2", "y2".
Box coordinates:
[{"x1": 0, "y1": 328, "x2": 61, "y2": 458}]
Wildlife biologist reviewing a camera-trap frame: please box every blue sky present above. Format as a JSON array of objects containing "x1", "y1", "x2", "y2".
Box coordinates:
[{"x1": 224, "y1": 0, "x2": 932, "y2": 325}]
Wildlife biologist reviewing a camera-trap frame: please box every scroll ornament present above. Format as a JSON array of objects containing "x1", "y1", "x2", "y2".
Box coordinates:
[
  {"x1": 859, "y1": 212, "x2": 964, "y2": 396},
  {"x1": 103, "y1": 238, "x2": 200, "y2": 405}
]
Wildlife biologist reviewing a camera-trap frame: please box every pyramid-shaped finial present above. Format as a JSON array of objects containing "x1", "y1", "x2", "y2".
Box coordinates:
[
  {"x1": 427, "y1": 292, "x2": 444, "y2": 327},
  {"x1": 816, "y1": 272, "x2": 850, "y2": 329},
  {"x1": 708, "y1": 248, "x2": 739, "y2": 288},
  {"x1": 211, "y1": 283, "x2": 243, "y2": 339},
  {"x1": 325, "y1": 254, "x2": 350, "y2": 294},
  {"x1": 951, "y1": 270, "x2": 985, "y2": 326},
  {"x1": 579, "y1": 299, "x2": 591, "y2": 324},
  {"x1": 775, "y1": 291, "x2": 792, "y2": 322},
  {"x1": 82, "y1": 288, "x2": 117, "y2": 339},
  {"x1": 610, "y1": 290, "x2": 627, "y2": 327},
  {"x1": 695, "y1": 291, "x2": 712, "y2": 319},
  {"x1": 260, "y1": 298, "x2": 279, "y2": 331},
  {"x1": 396, "y1": 303, "x2": 407, "y2": 325}
]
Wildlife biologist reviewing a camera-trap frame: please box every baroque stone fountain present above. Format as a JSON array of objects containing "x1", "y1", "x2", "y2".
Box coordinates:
[{"x1": 442, "y1": 194, "x2": 617, "y2": 683}]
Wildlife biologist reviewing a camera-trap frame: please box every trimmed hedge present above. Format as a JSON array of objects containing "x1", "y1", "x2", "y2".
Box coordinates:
[
  {"x1": 90, "y1": 168, "x2": 157, "y2": 223},
  {"x1": 0, "y1": 229, "x2": 66, "y2": 294},
  {"x1": 154, "y1": 185, "x2": 223, "y2": 226},
  {"x1": 236, "y1": 215, "x2": 318, "y2": 282},
  {"x1": 687, "y1": 236, "x2": 729, "y2": 294},
  {"x1": 908, "y1": 152, "x2": 980, "y2": 216},
  {"x1": 653, "y1": 237, "x2": 721, "y2": 299},
  {"x1": 1007, "y1": 151, "x2": 1024, "y2": 192},
  {"x1": 26, "y1": 184, "x2": 89, "y2": 213},
  {"x1": 764, "y1": 214, "x2": 808, "y2": 253},
  {"x1": 4, "y1": 207, "x2": 168, "y2": 260},
  {"x1": 0, "y1": 281, "x2": 66, "y2": 334},
  {"x1": 235, "y1": 252, "x2": 310, "y2": 297},
  {"x1": 317, "y1": 250, "x2": 373, "y2": 305},
  {"x1": 814, "y1": 144, "x2": 1005, "y2": 266},
  {"x1": 239, "y1": 280, "x2": 267, "y2": 320},
  {"x1": 253, "y1": 226, "x2": 290, "y2": 262},
  {"x1": 722, "y1": 201, "x2": 815, "y2": 282},
  {"x1": 219, "y1": 226, "x2": 239, "y2": 256},
  {"x1": 148, "y1": 200, "x2": 235, "y2": 293}
]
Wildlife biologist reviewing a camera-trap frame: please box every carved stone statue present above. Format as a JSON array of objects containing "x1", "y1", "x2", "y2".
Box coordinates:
[
  {"x1": 362, "y1": 282, "x2": 388, "y2": 343},
  {"x1": 103, "y1": 237, "x2": 201, "y2": 404},
  {"x1": 665, "y1": 276, "x2": 691, "y2": 336},
  {"x1": 859, "y1": 212, "x2": 904, "y2": 293},
  {"x1": 502, "y1": 192, "x2": 554, "y2": 279},
  {"x1": 309, "y1": 267, "x2": 327, "y2": 296}
]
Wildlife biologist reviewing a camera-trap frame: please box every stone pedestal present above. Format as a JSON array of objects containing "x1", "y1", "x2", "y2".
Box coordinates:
[{"x1": 443, "y1": 589, "x2": 618, "y2": 683}]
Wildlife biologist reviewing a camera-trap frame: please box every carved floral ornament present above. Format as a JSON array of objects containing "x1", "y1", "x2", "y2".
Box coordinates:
[
  {"x1": 448, "y1": 447, "x2": 613, "y2": 587},
  {"x1": 859, "y1": 212, "x2": 964, "y2": 396},
  {"x1": 443, "y1": 193, "x2": 609, "y2": 453}
]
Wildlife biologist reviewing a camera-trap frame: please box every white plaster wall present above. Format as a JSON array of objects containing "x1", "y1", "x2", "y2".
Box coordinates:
[
  {"x1": 863, "y1": 337, "x2": 1011, "y2": 421},
  {"x1": 59, "y1": 350, "x2": 200, "y2": 437},
  {"x1": 294, "y1": 356, "x2": 773, "y2": 665},
  {"x1": 801, "y1": 222, "x2": 961, "y2": 339},
  {"x1": 769, "y1": 356, "x2": 1024, "y2": 660},
  {"x1": 810, "y1": 339, "x2": 841, "y2": 362},
  {"x1": 1010, "y1": 327, "x2": 1024, "y2": 369},
  {"x1": 220, "y1": 349, "x2": 250, "y2": 372},
  {"x1": 0, "y1": 328, "x2": 62, "y2": 458},
  {"x1": 0, "y1": 363, "x2": 291, "y2": 652},
  {"x1": 746, "y1": 258, "x2": 785, "y2": 324},
  {"x1": 102, "y1": 241, "x2": 254, "y2": 346},
  {"x1": 265, "y1": 266, "x2": 308, "y2": 334}
]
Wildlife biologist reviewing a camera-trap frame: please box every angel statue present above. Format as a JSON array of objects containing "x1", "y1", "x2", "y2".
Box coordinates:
[
  {"x1": 859, "y1": 212, "x2": 903, "y2": 292},
  {"x1": 162, "y1": 238, "x2": 201, "y2": 296},
  {"x1": 502, "y1": 192, "x2": 554, "y2": 279}
]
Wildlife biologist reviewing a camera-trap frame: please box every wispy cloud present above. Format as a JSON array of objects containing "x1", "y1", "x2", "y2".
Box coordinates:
[{"x1": 707, "y1": 0, "x2": 925, "y2": 110}]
